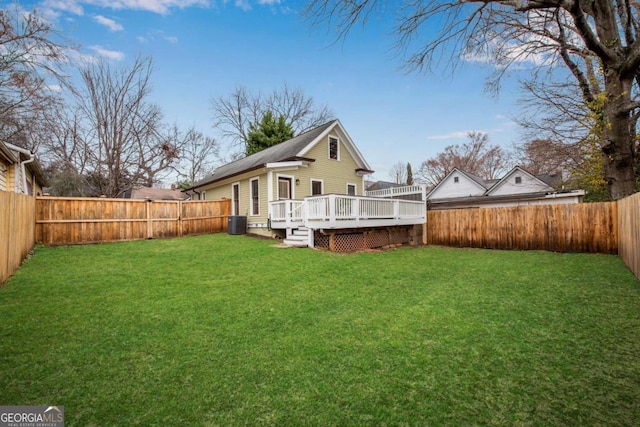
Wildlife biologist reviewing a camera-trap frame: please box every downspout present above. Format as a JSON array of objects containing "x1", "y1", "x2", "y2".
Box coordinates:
[{"x1": 6, "y1": 143, "x2": 35, "y2": 195}]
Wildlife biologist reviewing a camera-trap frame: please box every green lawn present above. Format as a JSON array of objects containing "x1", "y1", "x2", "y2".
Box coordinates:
[{"x1": 1, "y1": 234, "x2": 639, "y2": 426}]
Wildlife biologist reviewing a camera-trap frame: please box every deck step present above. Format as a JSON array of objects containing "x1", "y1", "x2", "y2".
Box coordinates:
[
  {"x1": 282, "y1": 238, "x2": 308, "y2": 247},
  {"x1": 283, "y1": 227, "x2": 310, "y2": 247}
]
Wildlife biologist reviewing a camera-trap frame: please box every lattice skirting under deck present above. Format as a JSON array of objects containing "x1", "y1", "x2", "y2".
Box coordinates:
[{"x1": 313, "y1": 225, "x2": 422, "y2": 253}]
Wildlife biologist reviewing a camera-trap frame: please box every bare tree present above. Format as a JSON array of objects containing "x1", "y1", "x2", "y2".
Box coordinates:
[
  {"x1": 0, "y1": 4, "x2": 73, "y2": 149},
  {"x1": 211, "y1": 84, "x2": 334, "y2": 156},
  {"x1": 77, "y1": 56, "x2": 180, "y2": 197},
  {"x1": 174, "y1": 126, "x2": 220, "y2": 185},
  {"x1": 306, "y1": 0, "x2": 640, "y2": 198},
  {"x1": 514, "y1": 138, "x2": 581, "y2": 177},
  {"x1": 388, "y1": 161, "x2": 408, "y2": 184},
  {"x1": 417, "y1": 132, "x2": 512, "y2": 186}
]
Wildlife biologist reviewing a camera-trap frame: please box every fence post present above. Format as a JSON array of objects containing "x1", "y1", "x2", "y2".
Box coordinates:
[
  {"x1": 146, "y1": 200, "x2": 152, "y2": 239},
  {"x1": 178, "y1": 200, "x2": 183, "y2": 237}
]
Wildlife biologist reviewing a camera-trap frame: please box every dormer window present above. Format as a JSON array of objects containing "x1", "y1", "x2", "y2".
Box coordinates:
[
  {"x1": 329, "y1": 136, "x2": 339, "y2": 160},
  {"x1": 454, "y1": 176, "x2": 459, "y2": 183},
  {"x1": 515, "y1": 176, "x2": 522, "y2": 184}
]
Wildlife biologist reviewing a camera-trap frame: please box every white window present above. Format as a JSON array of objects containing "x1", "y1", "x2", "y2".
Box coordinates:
[
  {"x1": 347, "y1": 183, "x2": 356, "y2": 196},
  {"x1": 231, "y1": 183, "x2": 240, "y2": 215},
  {"x1": 454, "y1": 176, "x2": 459, "y2": 183},
  {"x1": 311, "y1": 179, "x2": 323, "y2": 195},
  {"x1": 250, "y1": 177, "x2": 259, "y2": 216},
  {"x1": 329, "y1": 136, "x2": 339, "y2": 160},
  {"x1": 278, "y1": 176, "x2": 293, "y2": 200},
  {"x1": 201, "y1": 190, "x2": 206, "y2": 200},
  {"x1": 515, "y1": 176, "x2": 522, "y2": 184}
]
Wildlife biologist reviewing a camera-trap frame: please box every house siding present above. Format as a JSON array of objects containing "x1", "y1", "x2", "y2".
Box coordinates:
[
  {"x1": 0, "y1": 159, "x2": 8, "y2": 191},
  {"x1": 196, "y1": 167, "x2": 270, "y2": 229},
  {"x1": 429, "y1": 172, "x2": 485, "y2": 199},
  {"x1": 6, "y1": 164, "x2": 16, "y2": 192},
  {"x1": 193, "y1": 130, "x2": 368, "y2": 235},
  {"x1": 489, "y1": 173, "x2": 552, "y2": 195},
  {"x1": 286, "y1": 131, "x2": 364, "y2": 197}
]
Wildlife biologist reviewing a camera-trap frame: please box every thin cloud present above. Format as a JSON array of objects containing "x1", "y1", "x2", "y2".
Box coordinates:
[
  {"x1": 94, "y1": 15, "x2": 124, "y2": 31},
  {"x1": 89, "y1": 45, "x2": 125, "y2": 60},
  {"x1": 42, "y1": 0, "x2": 84, "y2": 16},
  {"x1": 45, "y1": 0, "x2": 209, "y2": 16},
  {"x1": 234, "y1": 0, "x2": 251, "y2": 11},
  {"x1": 136, "y1": 30, "x2": 178, "y2": 44},
  {"x1": 426, "y1": 131, "x2": 471, "y2": 140}
]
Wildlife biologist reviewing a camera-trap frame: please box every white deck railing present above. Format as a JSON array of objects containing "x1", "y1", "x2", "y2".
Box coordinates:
[
  {"x1": 364, "y1": 184, "x2": 428, "y2": 200},
  {"x1": 270, "y1": 194, "x2": 425, "y2": 230}
]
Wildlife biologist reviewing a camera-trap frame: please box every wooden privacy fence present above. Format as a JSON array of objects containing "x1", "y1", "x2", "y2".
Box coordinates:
[
  {"x1": 1, "y1": 191, "x2": 36, "y2": 284},
  {"x1": 618, "y1": 192, "x2": 640, "y2": 279},
  {"x1": 36, "y1": 197, "x2": 231, "y2": 246},
  {"x1": 427, "y1": 202, "x2": 619, "y2": 254}
]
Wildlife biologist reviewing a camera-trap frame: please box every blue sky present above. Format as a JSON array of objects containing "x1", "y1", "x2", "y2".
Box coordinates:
[{"x1": 14, "y1": 0, "x2": 527, "y2": 181}]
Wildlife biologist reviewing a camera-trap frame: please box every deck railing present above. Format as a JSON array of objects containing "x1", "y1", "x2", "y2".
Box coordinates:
[
  {"x1": 270, "y1": 194, "x2": 425, "y2": 229},
  {"x1": 364, "y1": 184, "x2": 428, "y2": 200},
  {"x1": 269, "y1": 199, "x2": 305, "y2": 228}
]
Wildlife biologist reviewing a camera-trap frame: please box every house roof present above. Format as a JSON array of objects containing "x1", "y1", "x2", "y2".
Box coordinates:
[
  {"x1": 427, "y1": 166, "x2": 563, "y2": 200},
  {"x1": 2, "y1": 141, "x2": 49, "y2": 187},
  {"x1": 428, "y1": 189, "x2": 586, "y2": 209},
  {"x1": 129, "y1": 187, "x2": 189, "y2": 201},
  {"x1": 188, "y1": 119, "x2": 372, "y2": 190},
  {"x1": 535, "y1": 172, "x2": 562, "y2": 188},
  {"x1": 365, "y1": 180, "x2": 405, "y2": 191},
  {"x1": 0, "y1": 141, "x2": 19, "y2": 163},
  {"x1": 485, "y1": 166, "x2": 554, "y2": 195},
  {"x1": 426, "y1": 167, "x2": 489, "y2": 199}
]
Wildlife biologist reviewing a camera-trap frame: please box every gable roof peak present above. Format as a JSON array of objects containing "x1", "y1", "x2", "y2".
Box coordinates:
[{"x1": 188, "y1": 119, "x2": 357, "y2": 190}]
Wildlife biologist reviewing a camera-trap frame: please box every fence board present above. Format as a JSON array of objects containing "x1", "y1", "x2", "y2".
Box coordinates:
[
  {"x1": 35, "y1": 197, "x2": 231, "y2": 246},
  {"x1": 618, "y1": 192, "x2": 640, "y2": 279},
  {"x1": 427, "y1": 202, "x2": 618, "y2": 254},
  {"x1": 1, "y1": 191, "x2": 36, "y2": 284}
]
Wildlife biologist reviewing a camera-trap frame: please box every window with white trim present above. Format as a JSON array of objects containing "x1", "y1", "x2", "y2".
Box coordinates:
[
  {"x1": 453, "y1": 176, "x2": 459, "y2": 183},
  {"x1": 232, "y1": 183, "x2": 240, "y2": 215},
  {"x1": 311, "y1": 179, "x2": 323, "y2": 195},
  {"x1": 329, "y1": 136, "x2": 339, "y2": 160},
  {"x1": 201, "y1": 190, "x2": 206, "y2": 200},
  {"x1": 250, "y1": 177, "x2": 259, "y2": 216},
  {"x1": 347, "y1": 183, "x2": 356, "y2": 196},
  {"x1": 515, "y1": 176, "x2": 522, "y2": 184}
]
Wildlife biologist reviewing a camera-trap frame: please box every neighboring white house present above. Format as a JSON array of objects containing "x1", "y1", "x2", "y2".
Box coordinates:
[{"x1": 427, "y1": 166, "x2": 585, "y2": 210}]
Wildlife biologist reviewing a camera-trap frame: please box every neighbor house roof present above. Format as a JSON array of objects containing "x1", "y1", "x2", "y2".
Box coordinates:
[
  {"x1": 188, "y1": 119, "x2": 373, "y2": 190},
  {"x1": 427, "y1": 189, "x2": 586, "y2": 210},
  {"x1": 2, "y1": 141, "x2": 49, "y2": 188},
  {"x1": 485, "y1": 166, "x2": 554, "y2": 196},
  {"x1": 127, "y1": 187, "x2": 189, "y2": 201},
  {"x1": 0, "y1": 141, "x2": 19, "y2": 163},
  {"x1": 365, "y1": 180, "x2": 405, "y2": 191},
  {"x1": 426, "y1": 167, "x2": 489, "y2": 199}
]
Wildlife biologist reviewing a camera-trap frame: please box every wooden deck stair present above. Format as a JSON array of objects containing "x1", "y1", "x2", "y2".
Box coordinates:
[{"x1": 283, "y1": 227, "x2": 310, "y2": 247}]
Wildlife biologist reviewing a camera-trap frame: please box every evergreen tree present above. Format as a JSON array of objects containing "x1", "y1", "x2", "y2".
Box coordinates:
[
  {"x1": 245, "y1": 111, "x2": 294, "y2": 156},
  {"x1": 406, "y1": 163, "x2": 413, "y2": 185}
]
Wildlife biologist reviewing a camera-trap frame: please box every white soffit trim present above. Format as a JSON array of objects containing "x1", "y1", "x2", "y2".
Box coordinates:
[{"x1": 266, "y1": 161, "x2": 310, "y2": 170}]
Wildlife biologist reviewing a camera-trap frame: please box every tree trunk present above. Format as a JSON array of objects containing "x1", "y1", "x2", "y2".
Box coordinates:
[{"x1": 602, "y1": 70, "x2": 637, "y2": 199}]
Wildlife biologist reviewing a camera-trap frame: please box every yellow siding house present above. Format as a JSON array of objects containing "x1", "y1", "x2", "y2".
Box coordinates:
[{"x1": 185, "y1": 120, "x2": 374, "y2": 237}]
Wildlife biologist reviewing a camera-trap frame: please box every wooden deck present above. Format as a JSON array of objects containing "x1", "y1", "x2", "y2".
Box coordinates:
[{"x1": 269, "y1": 194, "x2": 426, "y2": 230}]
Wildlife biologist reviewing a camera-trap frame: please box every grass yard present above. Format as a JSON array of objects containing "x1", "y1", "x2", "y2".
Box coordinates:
[{"x1": 1, "y1": 234, "x2": 639, "y2": 425}]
